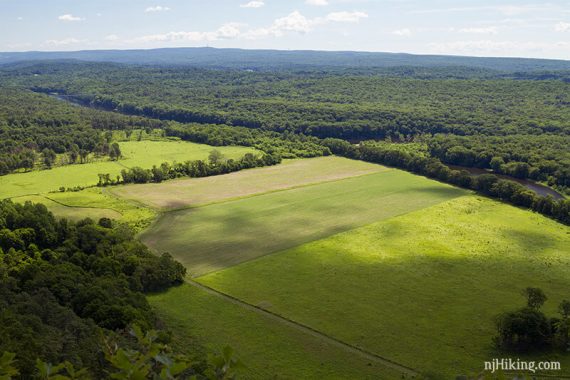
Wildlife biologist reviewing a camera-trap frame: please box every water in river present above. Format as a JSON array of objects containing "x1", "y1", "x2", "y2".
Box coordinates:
[{"x1": 447, "y1": 165, "x2": 565, "y2": 200}]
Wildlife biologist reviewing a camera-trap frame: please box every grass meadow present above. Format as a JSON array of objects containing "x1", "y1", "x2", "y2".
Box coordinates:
[
  {"x1": 140, "y1": 169, "x2": 466, "y2": 276},
  {"x1": 198, "y1": 196, "x2": 570, "y2": 377},
  {"x1": 13, "y1": 194, "x2": 122, "y2": 221},
  {"x1": 148, "y1": 284, "x2": 408, "y2": 380},
  {"x1": 0, "y1": 140, "x2": 255, "y2": 199},
  {"x1": 112, "y1": 156, "x2": 388, "y2": 210}
]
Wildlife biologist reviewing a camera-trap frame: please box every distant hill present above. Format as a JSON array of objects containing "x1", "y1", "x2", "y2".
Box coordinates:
[{"x1": 1, "y1": 47, "x2": 570, "y2": 72}]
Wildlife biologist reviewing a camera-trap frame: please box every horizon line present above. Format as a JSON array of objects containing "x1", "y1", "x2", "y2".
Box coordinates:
[{"x1": 1, "y1": 46, "x2": 569, "y2": 63}]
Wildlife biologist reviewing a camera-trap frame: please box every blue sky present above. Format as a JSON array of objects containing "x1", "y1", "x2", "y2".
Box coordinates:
[{"x1": 1, "y1": 0, "x2": 570, "y2": 59}]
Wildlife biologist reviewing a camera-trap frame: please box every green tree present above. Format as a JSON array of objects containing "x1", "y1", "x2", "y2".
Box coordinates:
[
  {"x1": 522, "y1": 287, "x2": 547, "y2": 310},
  {"x1": 42, "y1": 149, "x2": 57, "y2": 169},
  {"x1": 109, "y1": 143, "x2": 122, "y2": 161},
  {"x1": 208, "y1": 150, "x2": 225, "y2": 166}
]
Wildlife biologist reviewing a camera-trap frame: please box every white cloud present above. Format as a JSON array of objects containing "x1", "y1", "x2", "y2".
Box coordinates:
[
  {"x1": 145, "y1": 6, "x2": 171, "y2": 13},
  {"x1": 273, "y1": 11, "x2": 314, "y2": 33},
  {"x1": 554, "y1": 22, "x2": 570, "y2": 32},
  {"x1": 392, "y1": 28, "x2": 412, "y2": 36},
  {"x1": 326, "y1": 11, "x2": 368, "y2": 23},
  {"x1": 17, "y1": 17, "x2": 23, "y2": 21},
  {"x1": 243, "y1": 11, "x2": 314, "y2": 39},
  {"x1": 132, "y1": 10, "x2": 369, "y2": 43},
  {"x1": 306, "y1": 0, "x2": 329, "y2": 6},
  {"x1": 45, "y1": 38, "x2": 84, "y2": 46},
  {"x1": 105, "y1": 34, "x2": 119, "y2": 41},
  {"x1": 240, "y1": 1, "x2": 264, "y2": 8},
  {"x1": 132, "y1": 23, "x2": 242, "y2": 43},
  {"x1": 459, "y1": 26, "x2": 498, "y2": 35},
  {"x1": 58, "y1": 14, "x2": 84, "y2": 22}
]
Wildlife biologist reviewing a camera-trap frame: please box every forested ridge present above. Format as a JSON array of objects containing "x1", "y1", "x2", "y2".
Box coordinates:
[{"x1": 3, "y1": 47, "x2": 570, "y2": 71}]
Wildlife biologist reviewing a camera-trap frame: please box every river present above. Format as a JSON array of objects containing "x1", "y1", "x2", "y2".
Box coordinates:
[{"x1": 447, "y1": 165, "x2": 565, "y2": 200}]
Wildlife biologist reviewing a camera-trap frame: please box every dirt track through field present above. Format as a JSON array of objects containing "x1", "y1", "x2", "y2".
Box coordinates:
[{"x1": 188, "y1": 279, "x2": 420, "y2": 378}]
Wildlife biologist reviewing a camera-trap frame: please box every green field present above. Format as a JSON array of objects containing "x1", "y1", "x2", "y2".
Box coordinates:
[
  {"x1": 0, "y1": 140, "x2": 256, "y2": 200},
  {"x1": 112, "y1": 157, "x2": 388, "y2": 210},
  {"x1": 13, "y1": 194, "x2": 122, "y2": 221},
  {"x1": 148, "y1": 284, "x2": 408, "y2": 380},
  {"x1": 198, "y1": 196, "x2": 570, "y2": 377},
  {"x1": 140, "y1": 169, "x2": 466, "y2": 276}
]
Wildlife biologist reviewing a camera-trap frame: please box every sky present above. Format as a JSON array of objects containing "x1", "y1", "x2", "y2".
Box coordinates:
[{"x1": 1, "y1": 0, "x2": 570, "y2": 59}]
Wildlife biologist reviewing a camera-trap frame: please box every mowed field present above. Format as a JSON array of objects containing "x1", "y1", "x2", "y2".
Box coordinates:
[
  {"x1": 198, "y1": 196, "x2": 570, "y2": 377},
  {"x1": 140, "y1": 167, "x2": 466, "y2": 276},
  {"x1": 0, "y1": 140, "x2": 255, "y2": 199},
  {"x1": 112, "y1": 157, "x2": 388, "y2": 210}
]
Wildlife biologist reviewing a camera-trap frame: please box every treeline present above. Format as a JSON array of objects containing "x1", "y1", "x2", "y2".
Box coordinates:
[
  {"x1": 0, "y1": 88, "x2": 164, "y2": 175},
  {"x1": 103, "y1": 151, "x2": 282, "y2": 186},
  {"x1": 428, "y1": 135, "x2": 570, "y2": 192},
  {"x1": 0, "y1": 200, "x2": 186, "y2": 377},
  {"x1": 166, "y1": 123, "x2": 331, "y2": 158},
  {"x1": 322, "y1": 139, "x2": 570, "y2": 225}
]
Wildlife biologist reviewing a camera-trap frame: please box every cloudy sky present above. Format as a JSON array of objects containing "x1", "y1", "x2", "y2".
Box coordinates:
[{"x1": 2, "y1": 0, "x2": 570, "y2": 59}]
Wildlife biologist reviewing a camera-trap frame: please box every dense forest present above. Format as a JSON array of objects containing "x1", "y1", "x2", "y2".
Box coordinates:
[
  {"x1": 8, "y1": 62, "x2": 566, "y2": 191},
  {"x1": 0, "y1": 200, "x2": 186, "y2": 377}
]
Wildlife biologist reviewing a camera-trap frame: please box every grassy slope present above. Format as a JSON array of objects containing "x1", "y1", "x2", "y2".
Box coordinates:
[
  {"x1": 148, "y1": 284, "x2": 406, "y2": 380},
  {"x1": 13, "y1": 194, "x2": 122, "y2": 221},
  {"x1": 0, "y1": 140, "x2": 255, "y2": 199},
  {"x1": 111, "y1": 157, "x2": 388, "y2": 210},
  {"x1": 141, "y1": 170, "x2": 466, "y2": 276},
  {"x1": 198, "y1": 196, "x2": 570, "y2": 377},
  {"x1": 50, "y1": 188, "x2": 157, "y2": 232}
]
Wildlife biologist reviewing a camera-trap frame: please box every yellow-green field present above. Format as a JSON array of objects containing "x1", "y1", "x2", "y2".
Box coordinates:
[
  {"x1": 197, "y1": 196, "x2": 570, "y2": 377},
  {"x1": 0, "y1": 140, "x2": 256, "y2": 199},
  {"x1": 140, "y1": 169, "x2": 465, "y2": 276}
]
